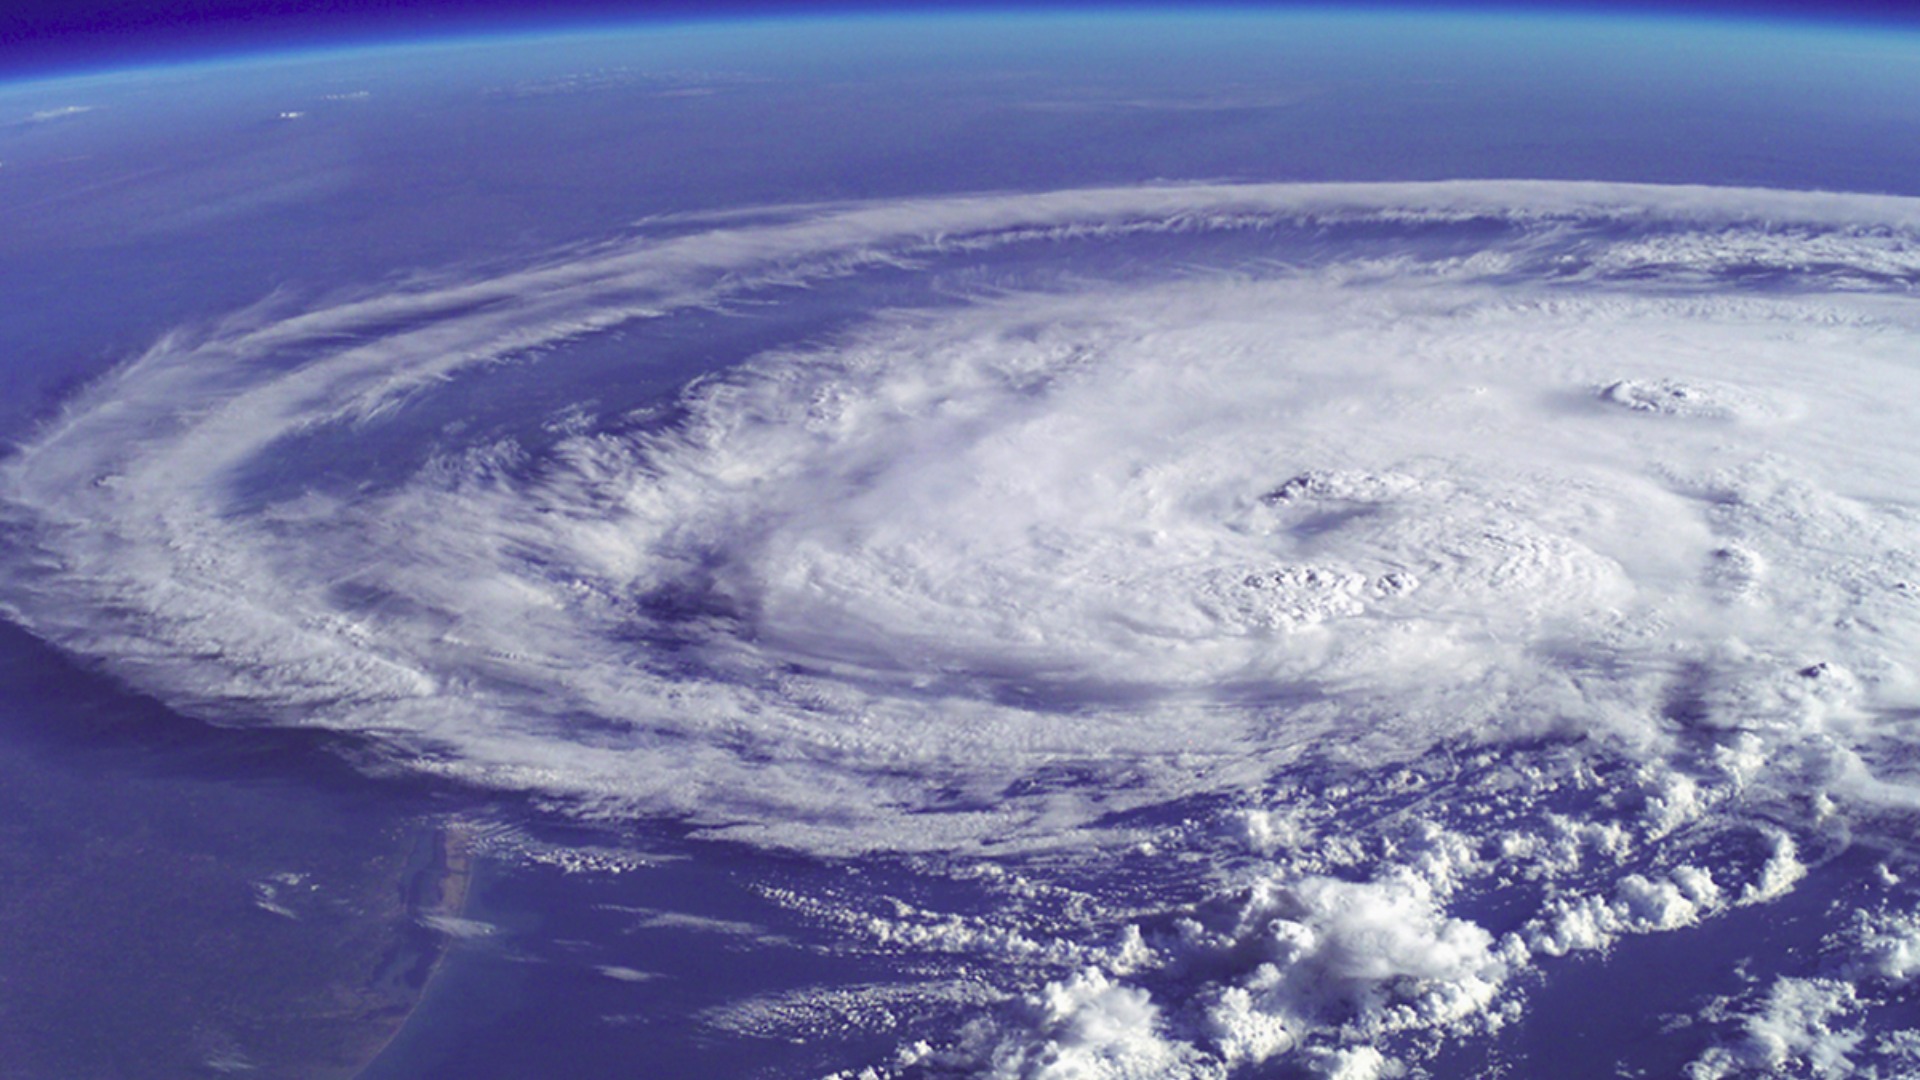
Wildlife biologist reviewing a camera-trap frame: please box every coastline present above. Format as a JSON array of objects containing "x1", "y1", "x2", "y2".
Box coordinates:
[{"x1": 344, "y1": 817, "x2": 478, "y2": 1079}]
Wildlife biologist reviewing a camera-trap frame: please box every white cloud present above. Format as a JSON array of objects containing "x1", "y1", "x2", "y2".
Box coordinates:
[
  {"x1": 947, "y1": 969, "x2": 1216, "y2": 1080},
  {"x1": 1689, "y1": 978, "x2": 1865, "y2": 1079},
  {"x1": 595, "y1": 965, "x2": 656, "y2": 983},
  {"x1": 4, "y1": 179, "x2": 1920, "y2": 870},
  {"x1": 22, "y1": 104, "x2": 96, "y2": 124}
]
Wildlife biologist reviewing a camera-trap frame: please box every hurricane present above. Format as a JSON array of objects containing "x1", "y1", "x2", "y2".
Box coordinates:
[{"x1": 8, "y1": 179, "x2": 1920, "y2": 1076}]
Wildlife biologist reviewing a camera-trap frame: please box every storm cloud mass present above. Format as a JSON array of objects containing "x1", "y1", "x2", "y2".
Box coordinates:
[{"x1": 8, "y1": 180, "x2": 1920, "y2": 1074}]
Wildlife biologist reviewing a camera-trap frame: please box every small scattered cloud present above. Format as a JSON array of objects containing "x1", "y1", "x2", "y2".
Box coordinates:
[
  {"x1": 26, "y1": 104, "x2": 96, "y2": 123},
  {"x1": 420, "y1": 914, "x2": 500, "y2": 940},
  {"x1": 596, "y1": 965, "x2": 658, "y2": 983}
]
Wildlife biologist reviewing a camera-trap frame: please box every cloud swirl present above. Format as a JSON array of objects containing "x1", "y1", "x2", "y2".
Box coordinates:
[{"x1": 5, "y1": 181, "x2": 1920, "y2": 864}]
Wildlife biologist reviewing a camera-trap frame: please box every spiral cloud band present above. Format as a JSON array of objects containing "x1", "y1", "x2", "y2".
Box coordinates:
[
  {"x1": 7, "y1": 181, "x2": 1920, "y2": 1071},
  {"x1": 6, "y1": 181, "x2": 1920, "y2": 849}
]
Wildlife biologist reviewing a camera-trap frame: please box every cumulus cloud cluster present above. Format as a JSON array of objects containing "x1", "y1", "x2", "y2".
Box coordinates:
[{"x1": 7, "y1": 180, "x2": 1920, "y2": 1071}]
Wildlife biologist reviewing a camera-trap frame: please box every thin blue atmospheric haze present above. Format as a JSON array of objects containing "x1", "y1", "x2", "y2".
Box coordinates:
[{"x1": 7, "y1": 1, "x2": 1920, "y2": 83}]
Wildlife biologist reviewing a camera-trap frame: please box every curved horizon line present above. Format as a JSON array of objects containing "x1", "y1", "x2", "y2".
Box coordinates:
[{"x1": 6, "y1": 1, "x2": 1920, "y2": 91}]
